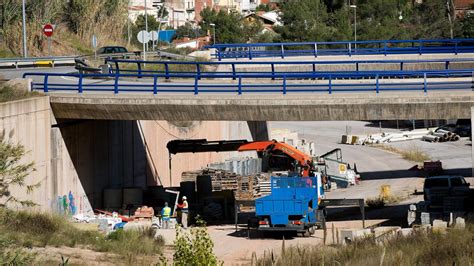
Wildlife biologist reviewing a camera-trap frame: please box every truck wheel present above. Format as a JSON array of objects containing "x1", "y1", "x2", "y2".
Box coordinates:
[{"x1": 308, "y1": 226, "x2": 316, "y2": 235}]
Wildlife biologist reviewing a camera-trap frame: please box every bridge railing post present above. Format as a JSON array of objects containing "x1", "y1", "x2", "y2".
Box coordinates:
[
  {"x1": 248, "y1": 47, "x2": 253, "y2": 60},
  {"x1": 400, "y1": 62, "x2": 404, "y2": 71},
  {"x1": 375, "y1": 74, "x2": 379, "y2": 94},
  {"x1": 165, "y1": 63, "x2": 170, "y2": 80},
  {"x1": 114, "y1": 73, "x2": 119, "y2": 94},
  {"x1": 78, "y1": 73, "x2": 83, "y2": 93},
  {"x1": 153, "y1": 75, "x2": 158, "y2": 95},
  {"x1": 383, "y1": 42, "x2": 387, "y2": 56},
  {"x1": 419, "y1": 41, "x2": 423, "y2": 55},
  {"x1": 137, "y1": 62, "x2": 143, "y2": 78},
  {"x1": 217, "y1": 48, "x2": 222, "y2": 61},
  {"x1": 348, "y1": 43, "x2": 352, "y2": 57},
  {"x1": 282, "y1": 75, "x2": 287, "y2": 95},
  {"x1": 356, "y1": 62, "x2": 359, "y2": 72},
  {"x1": 115, "y1": 61, "x2": 120, "y2": 75},
  {"x1": 43, "y1": 74, "x2": 49, "y2": 93},
  {"x1": 281, "y1": 44, "x2": 285, "y2": 59},
  {"x1": 232, "y1": 63, "x2": 236, "y2": 80},
  {"x1": 314, "y1": 43, "x2": 318, "y2": 58},
  {"x1": 312, "y1": 64, "x2": 316, "y2": 80},
  {"x1": 454, "y1": 41, "x2": 458, "y2": 55},
  {"x1": 194, "y1": 75, "x2": 199, "y2": 95},
  {"x1": 196, "y1": 63, "x2": 201, "y2": 80},
  {"x1": 328, "y1": 75, "x2": 332, "y2": 94},
  {"x1": 445, "y1": 61, "x2": 450, "y2": 70},
  {"x1": 271, "y1": 64, "x2": 275, "y2": 80},
  {"x1": 238, "y1": 76, "x2": 242, "y2": 95},
  {"x1": 423, "y1": 72, "x2": 427, "y2": 94}
]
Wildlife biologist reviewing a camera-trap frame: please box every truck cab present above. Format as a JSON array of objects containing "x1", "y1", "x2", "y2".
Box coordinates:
[{"x1": 255, "y1": 175, "x2": 325, "y2": 237}]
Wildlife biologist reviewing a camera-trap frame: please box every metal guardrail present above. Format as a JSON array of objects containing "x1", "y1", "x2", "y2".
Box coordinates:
[
  {"x1": 106, "y1": 58, "x2": 474, "y2": 80},
  {"x1": 23, "y1": 70, "x2": 474, "y2": 95},
  {"x1": 205, "y1": 38, "x2": 474, "y2": 60},
  {"x1": 0, "y1": 56, "x2": 77, "y2": 69}
]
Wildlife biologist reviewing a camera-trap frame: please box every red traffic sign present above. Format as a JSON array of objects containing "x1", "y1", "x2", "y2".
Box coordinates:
[{"x1": 43, "y1": 24, "x2": 54, "y2": 37}]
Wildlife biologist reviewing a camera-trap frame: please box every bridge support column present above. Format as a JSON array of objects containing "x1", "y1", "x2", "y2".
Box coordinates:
[{"x1": 247, "y1": 121, "x2": 269, "y2": 141}]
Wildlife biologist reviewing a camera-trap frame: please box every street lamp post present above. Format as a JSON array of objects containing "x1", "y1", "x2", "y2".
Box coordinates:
[
  {"x1": 21, "y1": 0, "x2": 28, "y2": 58},
  {"x1": 350, "y1": 5, "x2": 357, "y2": 51},
  {"x1": 209, "y1": 23, "x2": 216, "y2": 45}
]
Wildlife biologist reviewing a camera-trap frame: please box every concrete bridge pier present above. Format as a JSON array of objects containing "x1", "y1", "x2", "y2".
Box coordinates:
[{"x1": 247, "y1": 121, "x2": 269, "y2": 141}]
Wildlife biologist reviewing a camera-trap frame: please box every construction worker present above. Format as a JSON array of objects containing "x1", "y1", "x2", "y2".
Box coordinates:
[
  {"x1": 177, "y1": 196, "x2": 189, "y2": 229},
  {"x1": 161, "y1": 202, "x2": 171, "y2": 229}
]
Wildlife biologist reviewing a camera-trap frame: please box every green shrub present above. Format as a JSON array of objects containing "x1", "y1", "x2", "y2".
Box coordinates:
[{"x1": 170, "y1": 216, "x2": 220, "y2": 265}]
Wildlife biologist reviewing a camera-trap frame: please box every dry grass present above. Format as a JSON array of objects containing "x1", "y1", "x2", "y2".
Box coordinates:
[
  {"x1": 255, "y1": 225, "x2": 474, "y2": 266},
  {"x1": 0, "y1": 86, "x2": 42, "y2": 103},
  {"x1": 372, "y1": 144, "x2": 431, "y2": 163},
  {"x1": 0, "y1": 208, "x2": 164, "y2": 263}
]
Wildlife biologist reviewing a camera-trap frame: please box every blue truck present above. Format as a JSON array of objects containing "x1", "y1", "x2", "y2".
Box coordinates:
[{"x1": 255, "y1": 175, "x2": 325, "y2": 237}]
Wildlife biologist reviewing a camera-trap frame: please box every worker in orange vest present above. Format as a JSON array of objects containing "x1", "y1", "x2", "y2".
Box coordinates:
[{"x1": 176, "y1": 196, "x2": 189, "y2": 229}]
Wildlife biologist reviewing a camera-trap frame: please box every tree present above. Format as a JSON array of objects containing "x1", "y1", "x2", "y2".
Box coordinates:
[
  {"x1": 200, "y1": 8, "x2": 253, "y2": 43},
  {"x1": 275, "y1": 0, "x2": 331, "y2": 42},
  {"x1": 0, "y1": 131, "x2": 37, "y2": 207}
]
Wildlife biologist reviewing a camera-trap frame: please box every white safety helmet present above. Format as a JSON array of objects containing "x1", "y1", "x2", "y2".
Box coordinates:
[{"x1": 182, "y1": 196, "x2": 187, "y2": 200}]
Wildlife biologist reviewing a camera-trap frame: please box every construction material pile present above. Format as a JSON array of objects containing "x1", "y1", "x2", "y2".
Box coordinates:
[
  {"x1": 342, "y1": 127, "x2": 461, "y2": 145},
  {"x1": 235, "y1": 173, "x2": 271, "y2": 200},
  {"x1": 422, "y1": 129, "x2": 460, "y2": 143},
  {"x1": 181, "y1": 168, "x2": 238, "y2": 191}
]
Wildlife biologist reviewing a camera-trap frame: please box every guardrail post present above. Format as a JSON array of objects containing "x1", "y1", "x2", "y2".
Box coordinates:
[
  {"x1": 194, "y1": 76, "x2": 199, "y2": 95},
  {"x1": 312, "y1": 64, "x2": 316, "y2": 80},
  {"x1": 356, "y1": 62, "x2": 359, "y2": 72},
  {"x1": 78, "y1": 73, "x2": 83, "y2": 93},
  {"x1": 400, "y1": 62, "x2": 404, "y2": 71},
  {"x1": 43, "y1": 74, "x2": 49, "y2": 93},
  {"x1": 165, "y1": 63, "x2": 170, "y2": 80},
  {"x1": 314, "y1": 43, "x2": 318, "y2": 58},
  {"x1": 282, "y1": 75, "x2": 287, "y2": 95},
  {"x1": 271, "y1": 64, "x2": 275, "y2": 80},
  {"x1": 232, "y1": 64, "x2": 236, "y2": 80},
  {"x1": 281, "y1": 44, "x2": 285, "y2": 59},
  {"x1": 423, "y1": 72, "x2": 427, "y2": 94},
  {"x1": 238, "y1": 76, "x2": 242, "y2": 95},
  {"x1": 153, "y1": 75, "x2": 158, "y2": 95},
  {"x1": 348, "y1": 43, "x2": 352, "y2": 57},
  {"x1": 196, "y1": 63, "x2": 201, "y2": 80},
  {"x1": 328, "y1": 75, "x2": 332, "y2": 94},
  {"x1": 375, "y1": 74, "x2": 379, "y2": 94},
  {"x1": 137, "y1": 62, "x2": 142, "y2": 78},
  {"x1": 445, "y1": 61, "x2": 450, "y2": 70},
  {"x1": 114, "y1": 73, "x2": 119, "y2": 94}
]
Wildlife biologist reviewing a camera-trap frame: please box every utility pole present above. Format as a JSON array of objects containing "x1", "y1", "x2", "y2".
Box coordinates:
[
  {"x1": 145, "y1": 0, "x2": 149, "y2": 52},
  {"x1": 21, "y1": 0, "x2": 27, "y2": 58}
]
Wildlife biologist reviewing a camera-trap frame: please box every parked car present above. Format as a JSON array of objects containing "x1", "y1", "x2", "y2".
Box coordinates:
[
  {"x1": 423, "y1": 175, "x2": 471, "y2": 208},
  {"x1": 97, "y1": 46, "x2": 128, "y2": 54}
]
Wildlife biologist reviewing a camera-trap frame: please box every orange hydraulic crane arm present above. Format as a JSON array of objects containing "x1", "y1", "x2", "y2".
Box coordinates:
[{"x1": 238, "y1": 140, "x2": 313, "y2": 167}]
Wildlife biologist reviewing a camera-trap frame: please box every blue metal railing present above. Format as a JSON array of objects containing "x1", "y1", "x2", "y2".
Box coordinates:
[
  {"x1": 204, "y1": 38, "x2": 474, "y2": 60},
  {"x1": 106, "y1": 58, "x2": 474, "y2": 80},
  {"x1": 23, "y1": 70, "x2": 474, "y2": 95}
]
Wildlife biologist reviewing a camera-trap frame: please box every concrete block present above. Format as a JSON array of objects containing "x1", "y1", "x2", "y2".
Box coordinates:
[
  {"x1": 454, "y1": 217, "x2": 466, "y2": 229},
  {"x1": 4, "y1": 78, "x2": 32, "y2": 92},
  {"x1": 340, "y1": 228, "x2": 372, "y2": 244},
  {"x1": 398, "y1": 228, "x2": 413, "y2": 237},
  {"x1": 123, "y1": 220, "x2": 153, "y2": 231},
  {"x1": 432, "y1": 219, "x2": 448, "y2": 232},
  {"x1": 374, "y1": 226, "x2": 401, "y2": 238}
]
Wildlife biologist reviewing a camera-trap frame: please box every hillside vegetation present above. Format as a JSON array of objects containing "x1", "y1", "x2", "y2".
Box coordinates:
[{"x1": 0, "y1": 0, "x2": 128, "y2": 57}]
